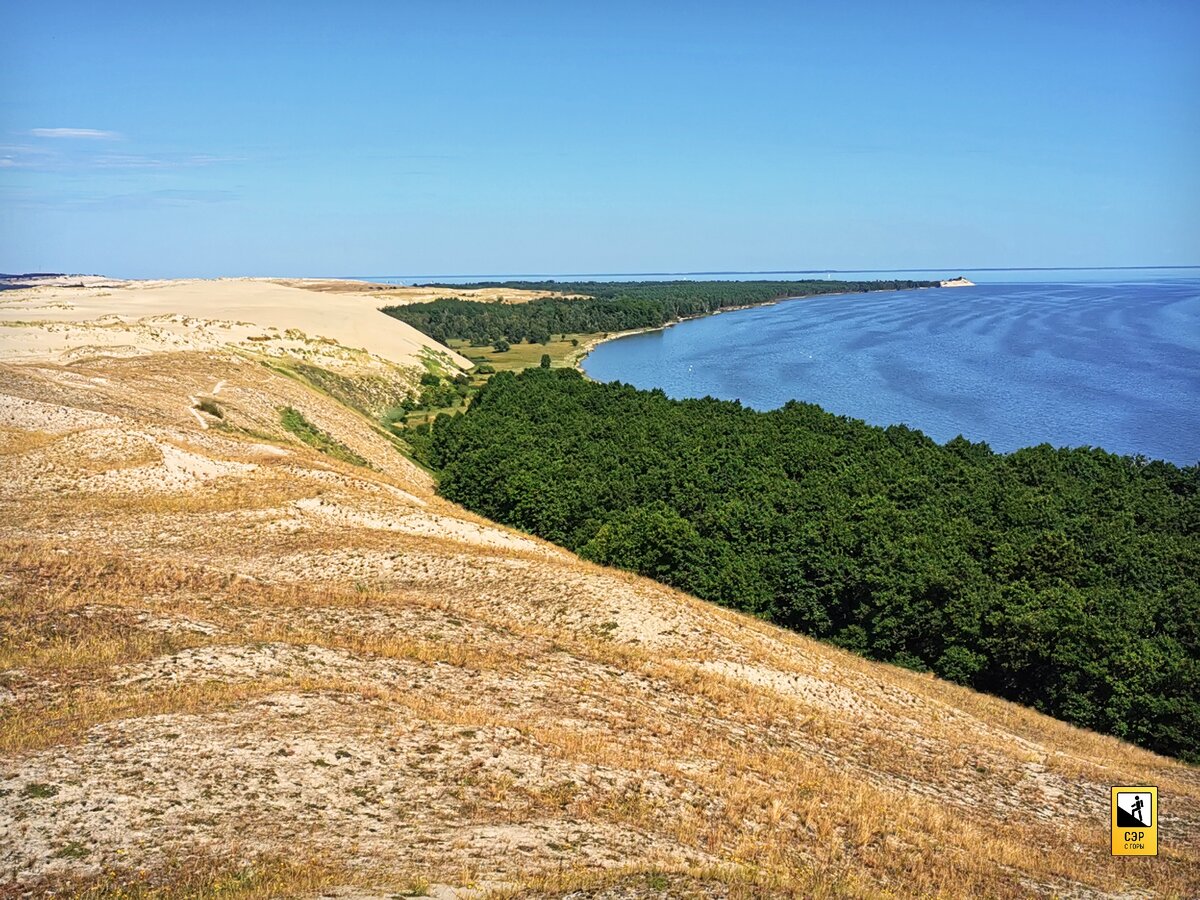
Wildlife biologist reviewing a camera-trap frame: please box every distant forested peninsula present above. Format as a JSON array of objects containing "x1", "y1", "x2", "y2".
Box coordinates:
[
  {"x1": 382, "y1": 279, "x2": 938, "y2": 346},
  {"x1": 409, "y1": 368, "x2": 1200, "y2": 761}
]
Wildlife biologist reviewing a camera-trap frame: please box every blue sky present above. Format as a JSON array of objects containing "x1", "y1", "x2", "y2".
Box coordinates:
[{"x1": 2, "y1": 1, "x2": 1198, "y2": 277}]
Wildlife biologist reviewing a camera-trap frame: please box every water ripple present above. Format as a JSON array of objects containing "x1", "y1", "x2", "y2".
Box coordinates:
[{"x1": 583, "y1": 281, "x2": 1200, "y2": 464}]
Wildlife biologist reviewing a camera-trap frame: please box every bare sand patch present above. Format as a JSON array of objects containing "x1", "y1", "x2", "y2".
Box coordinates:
[
  {"x1": 291, "y1": 497, "x2": 557, "y2": 556},
  {"x1": 699, "y1": 660, "x2": 885, "y2": 721},
  {"x1": 0, "y1": 278, "x2": 471, "y2": 369},
  {"x1": 0, "y1": 393, "x2": 124, "y2": 433}
]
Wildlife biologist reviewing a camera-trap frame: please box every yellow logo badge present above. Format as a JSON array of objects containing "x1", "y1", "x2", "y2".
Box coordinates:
[{"x1": 1111, "y1": 786, "x2": 1157, "y2": 856}]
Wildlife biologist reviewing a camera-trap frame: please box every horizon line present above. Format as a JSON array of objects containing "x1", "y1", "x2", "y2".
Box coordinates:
[
  {"x1": 341, "y1": 264, "x2": 1200, "y2": 281},
  {"x1": 4, "y1": 264, "x2": 1199, "y2": 280}
]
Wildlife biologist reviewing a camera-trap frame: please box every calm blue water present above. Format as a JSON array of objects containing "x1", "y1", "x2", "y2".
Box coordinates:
[
  {"x1": 582, "y1": 280, "x2": 1200, "y2": 465},
  {"x1": 354, "y1": 267, "x2": 1198, "y2": 286}
]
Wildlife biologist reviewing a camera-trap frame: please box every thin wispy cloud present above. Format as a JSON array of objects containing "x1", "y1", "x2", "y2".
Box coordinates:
[
  {"x1": 0, "y1": 143, "x2": 58, "y2": 169},
  {"x1": 93, "y1": 152, "x2": 242, "y2": 170},
  {"x1": 2, "y1": 186, "x2": 239, "y2": 211},
  {"x1": 0, "y1": 140, "x2": 242, "y2": 172},
  {"x1": 30, "y1": 128, "x2": 122, "y2": 140},
  {"x1": 84, "y1": 188, "x2": 237, "y2": 209}
]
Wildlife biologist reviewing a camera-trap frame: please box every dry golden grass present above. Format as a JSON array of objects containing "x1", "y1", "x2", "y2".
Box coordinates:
[
  {"x1": 0, "y1": 851, "x2": 361, "y2": 900},
  {"x1": 1, "y1": 351, "x2": 1198, "y2": 899}
]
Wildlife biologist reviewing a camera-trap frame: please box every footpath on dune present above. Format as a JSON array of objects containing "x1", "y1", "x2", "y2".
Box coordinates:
[{"x1": 0, "y1": 279, "x2": 1197, "y2": 899}]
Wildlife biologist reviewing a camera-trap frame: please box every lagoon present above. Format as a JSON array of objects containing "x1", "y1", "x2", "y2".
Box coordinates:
[{"x1": 581, "y1": 279, "x2": 1200, "y2": 465}]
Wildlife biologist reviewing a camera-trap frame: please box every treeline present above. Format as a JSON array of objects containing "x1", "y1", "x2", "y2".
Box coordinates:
[
  {"x1": 382, "y1": 279, "x2": 937, "y2": 346},
  {"x1": 411, "y1": 368, "x2": 1200, "y2": 761}
]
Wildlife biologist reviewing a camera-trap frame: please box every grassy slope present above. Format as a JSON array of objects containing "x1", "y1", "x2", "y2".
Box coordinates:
[
  {"x1": 0, "y1": 349, "x2": 1197, "y2": 899},
  {"x1": 447, "y1": 334, "x2": 594, "y2": 371}
]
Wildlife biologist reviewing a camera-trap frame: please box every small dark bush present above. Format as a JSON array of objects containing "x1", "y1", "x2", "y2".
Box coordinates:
[{"x1": 195, "y1": 398, "x2": 224, "y2": 419}]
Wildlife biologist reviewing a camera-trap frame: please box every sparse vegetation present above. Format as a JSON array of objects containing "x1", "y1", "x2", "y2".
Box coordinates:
[
  {"x1": 52, "y1": 842, "x2": 90, "y2": 860},
  {"x1": 287, "y1": 361, "x2": 416, "y2": 419},
  {"x1": 278, "y1": 406, "x2": 368, "y2": 467},
  {"x1": 3, "y1": 853, "x2": 353, "y2": 899},
  {"x1": 449, "y1": 333, "x2": 593, "y2": 373}
]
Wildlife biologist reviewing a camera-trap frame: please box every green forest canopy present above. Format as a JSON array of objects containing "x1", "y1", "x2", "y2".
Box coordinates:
[
  {"x1": 382, "y1": 279, "x2": 938, "y2": 346},
  {"x1": 411, "y1": 368, "x2": 1200, "y2": 762}
]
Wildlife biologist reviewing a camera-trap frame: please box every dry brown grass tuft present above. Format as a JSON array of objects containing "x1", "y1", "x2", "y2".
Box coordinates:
[{"x1": 0, "y1": 851, "x2": 359, "y2": 900}]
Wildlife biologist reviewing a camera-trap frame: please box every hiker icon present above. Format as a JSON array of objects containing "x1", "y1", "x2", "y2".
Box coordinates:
[{"x1": 1116, "y1": 792, "x2": 1152, "y2": 829}]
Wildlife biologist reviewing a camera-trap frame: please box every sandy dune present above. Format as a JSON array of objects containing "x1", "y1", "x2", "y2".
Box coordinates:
[{"x1": 0, "y1": 277, "x2": 471, "y2": 368}]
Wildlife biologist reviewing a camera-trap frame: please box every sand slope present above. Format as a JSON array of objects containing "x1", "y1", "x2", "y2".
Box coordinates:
[{"x1": 0, "y1": 277, "x2": 471, "y2": 368}]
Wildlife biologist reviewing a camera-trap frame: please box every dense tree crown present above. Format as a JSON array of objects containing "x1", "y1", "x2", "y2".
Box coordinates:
[
  {"x1": 411, "y1": 369, "x2": 1200, "y2": 762},
  {"x1": 382, "y1": 279, "x2": 938, "y2": 345}
]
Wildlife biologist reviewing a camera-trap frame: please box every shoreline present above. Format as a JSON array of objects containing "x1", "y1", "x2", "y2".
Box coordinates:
[{"x1": 571, "y1": 284, "x2": 934, "y2": 376}]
